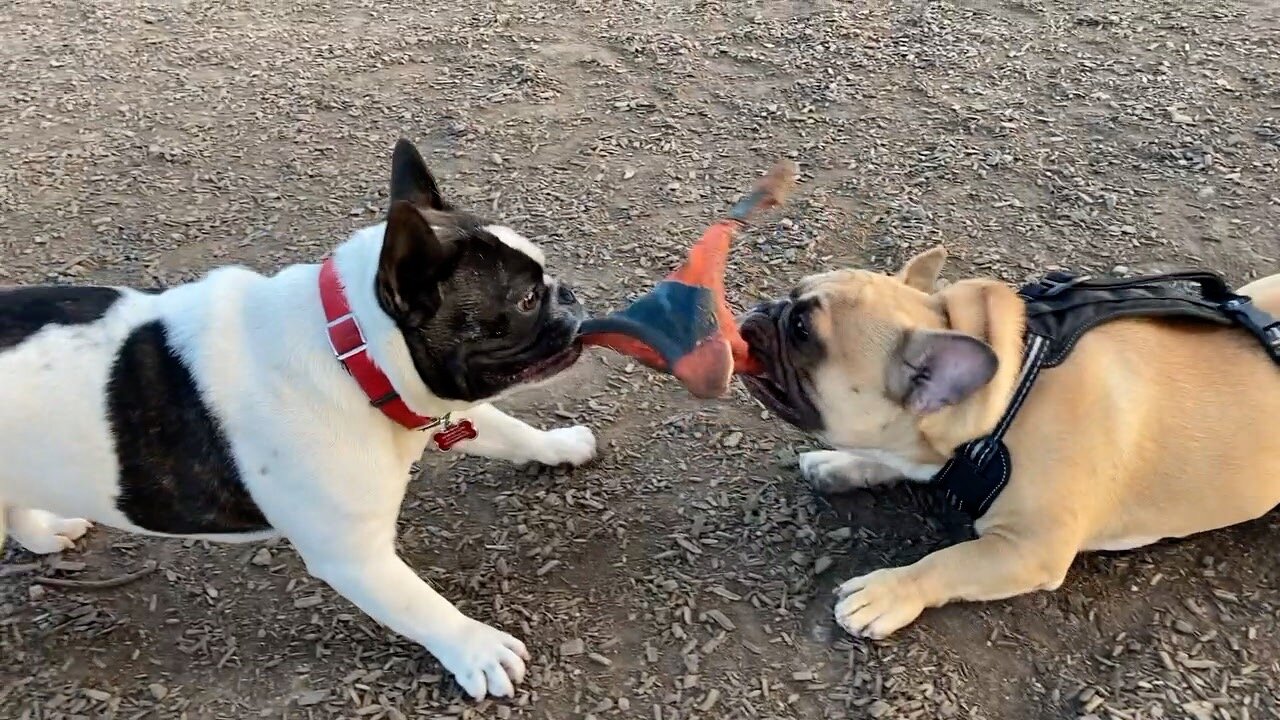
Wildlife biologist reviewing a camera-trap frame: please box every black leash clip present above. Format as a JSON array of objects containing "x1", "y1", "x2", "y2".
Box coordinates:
[{"x1": 1221, "y1": 296, "x2": 1280, "y2": 356}]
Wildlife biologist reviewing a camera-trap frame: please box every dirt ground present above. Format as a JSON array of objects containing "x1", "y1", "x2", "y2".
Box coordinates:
[{"x1": 2, "y1": 0, "x2": 1279, "y2": 718}]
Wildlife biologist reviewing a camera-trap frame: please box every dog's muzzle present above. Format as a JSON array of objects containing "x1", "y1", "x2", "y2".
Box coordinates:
[{"x1": 737, "y1": 301, "x2": 823, "y2": 432}]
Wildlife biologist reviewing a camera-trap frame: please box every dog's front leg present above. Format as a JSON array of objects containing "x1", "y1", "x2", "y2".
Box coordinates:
[
  {"x1": 455, "y1": 403, "x2": 596, "y2": 466},
  {"x1": 833, "y1": 528, "x2": 1077, "y2": 639},
  {"x1": 305, "y1": 546, "x2": 528, "y2": 699},
  {"x1": 799, "y1": 451, "x2": 908, "y2": 493}
]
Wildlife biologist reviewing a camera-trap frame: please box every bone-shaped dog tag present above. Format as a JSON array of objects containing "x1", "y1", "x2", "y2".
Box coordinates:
[{"x1": 432, "y1": 419, "x2": 477, "y2": 451}]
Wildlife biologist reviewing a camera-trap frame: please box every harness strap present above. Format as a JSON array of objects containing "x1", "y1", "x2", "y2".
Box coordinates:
[
  {"x1": 934, "y1": 269, "x2": 1280, "y2": 520},
  {"x1": 937, "y1": 334, "x2": 1049, "y2": 517}
]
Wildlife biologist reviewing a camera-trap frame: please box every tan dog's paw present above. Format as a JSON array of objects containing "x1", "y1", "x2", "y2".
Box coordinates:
[
  {"x1": 834, "y1": 567, "x2": 926, "y2": 639},
  {"x1": 800, "y1": 451, "x2": 898, "y2": 493}
]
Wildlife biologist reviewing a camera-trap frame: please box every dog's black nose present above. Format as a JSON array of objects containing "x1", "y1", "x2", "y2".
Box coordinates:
[{"x1": 556, "y1": 284, "x2": 578, "y2": 305}]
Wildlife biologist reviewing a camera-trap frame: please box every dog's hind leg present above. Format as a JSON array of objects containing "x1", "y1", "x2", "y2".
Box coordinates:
[{"x1": 6, "y1": 507, "x2": 92, "y2": 554}]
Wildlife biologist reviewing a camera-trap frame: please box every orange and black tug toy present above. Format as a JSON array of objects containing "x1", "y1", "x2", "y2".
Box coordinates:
[{"x1": 577, "y1": 160, "x2": 797, "y2": 398}]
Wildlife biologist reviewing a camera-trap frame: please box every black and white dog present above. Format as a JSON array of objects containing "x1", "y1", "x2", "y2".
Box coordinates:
[{"x1": 0, "y1": 139, "x2": 596, "y2": 699}]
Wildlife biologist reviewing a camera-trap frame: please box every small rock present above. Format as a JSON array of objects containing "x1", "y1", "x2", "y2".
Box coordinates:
[
  {"x1": 703, "y1": 609, "x2": 736, "y2": 631},
  {"x1": 813, "y1": 556, "x2": 833, "y2": 575},
  {"x1": 1111, "y1": 265, "x2": 1129, "y2": 275},
  {"x1": 1170, "y1": 110, "x2": 1195, "y2": 125},
  {"x1": 722, "y1": 431, "x2": 742, "y2": 448},
  {"x1": 1196, "y1": 187, "x2": 1216, "y2": 200},
  {"x1": 868, "y1": 700, "x2": 892, "y2": 718},
  {"x1": 28, "y1": 585, "x2": 45, "y2": 601},
  {"x1": 295, "y1": 690, "x2": 327, "y2": 707},
  {"x1": 148, "y1": 683, "x2": 168, "y2": 701},
  {"x1": 560, "y1": 638, "x2": 586, "y2": 656},
  {"x1": 251, "y1": 548, "x2": 273, "y2": 567}
]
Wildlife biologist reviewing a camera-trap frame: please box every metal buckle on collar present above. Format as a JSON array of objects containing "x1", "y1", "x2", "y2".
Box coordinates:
[
  {"x1": 1221, "y1": 297, "x2": 1280, "y2": 351},
  {"x1": 327, "y1": 313, "x2": 367, "y2": 361}
]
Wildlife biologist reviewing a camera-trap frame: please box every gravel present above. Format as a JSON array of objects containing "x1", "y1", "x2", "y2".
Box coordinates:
[{"x1": 1, "y1": 0, "x2": 1278, "y2": 719}]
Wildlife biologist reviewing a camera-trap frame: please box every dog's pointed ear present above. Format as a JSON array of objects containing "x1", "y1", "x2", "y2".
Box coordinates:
[
  {"x1": 377, "y1": 201, "x2": 449, "y2": 317},
  {"x1": 389, "y1": 139, "x2": 449, "y2": 211},
  {"x1": 896, "y1": 246, "x2": 947, "y2": 292},
  {"x1": 893, "y1": 329, "x2": 998, "y2": 415}
]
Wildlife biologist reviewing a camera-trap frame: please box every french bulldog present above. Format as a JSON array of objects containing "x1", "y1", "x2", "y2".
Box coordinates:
[
  {"x1": 0, "y1": 139, "x2": 597, "y2": 699},
  {"x1": 739, "y1": 246, "x2": 1280, "y2": 639}
]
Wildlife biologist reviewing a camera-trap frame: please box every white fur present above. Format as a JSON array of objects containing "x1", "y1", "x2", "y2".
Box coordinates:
[
  {"x1": 811, "y1": 447, "x2": 941, "y2": 483},
  {"x1": 484, "y1": 225, "x2": 546, "y2": 267},
  {"x1": 0, "y1": 222, "x2": 595, "y2": 700}
]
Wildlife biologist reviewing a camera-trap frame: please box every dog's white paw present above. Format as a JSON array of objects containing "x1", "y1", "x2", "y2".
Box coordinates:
[
  {"x1": 833, "y1": 567, "x2": 926, "y2": 639},
  {"x1": 8, "y1": 509, "x2": 93, "y2": 555},
  {"x1": 537, "y1": 426, "x2": 597, "y2": 466},
  {"x1": 800, "y1": 451, "x2": 891, "y2": 493},
  {"x1": 432, "y1": 617, "x2": 530, "y2": 700}
]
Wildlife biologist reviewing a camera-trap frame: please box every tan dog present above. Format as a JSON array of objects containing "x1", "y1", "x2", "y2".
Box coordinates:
[{"x1": 738, "y1": 247, "x2": 1280, "y2": 639}]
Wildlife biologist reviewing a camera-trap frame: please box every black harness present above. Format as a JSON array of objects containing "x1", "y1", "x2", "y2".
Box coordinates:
[{"x1": 934, "y1": 270, "x2": 1280, "y2": 519}]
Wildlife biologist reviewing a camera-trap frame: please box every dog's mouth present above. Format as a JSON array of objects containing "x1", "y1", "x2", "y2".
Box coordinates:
[
  {"x1": 738, "y1": 308, "x2": 824, "y2": 432},
  {"x1": 515, "y1": 342, "x2": 583, "y2": 383}
]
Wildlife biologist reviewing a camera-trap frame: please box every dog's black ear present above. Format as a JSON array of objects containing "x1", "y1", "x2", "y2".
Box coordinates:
[
  {"x1": 893, "y1": 329, "x2": 998, "y2": 414},
  {"x1": 389, "y1": 139, "x2": 449, "y2": 211},
  {"x1": 377, "y1": 201, "x2": 450, "y2": 319}
]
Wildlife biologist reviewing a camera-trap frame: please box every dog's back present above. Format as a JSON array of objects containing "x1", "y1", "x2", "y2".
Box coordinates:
[
  {"x1": 0, "y1": 285, "x2": 165, "y2": 523},
  {"x1": 1053, "y1": 270, "x2": 1280, "y2": 547}
]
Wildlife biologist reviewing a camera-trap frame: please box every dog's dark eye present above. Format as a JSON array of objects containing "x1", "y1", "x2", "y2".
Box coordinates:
[
  {"x1": 517, "y1": 287, "x2": 540, "y2": 312},
  {"x1": 789, "y1": 307, "x2": 811, "y2": 343}
]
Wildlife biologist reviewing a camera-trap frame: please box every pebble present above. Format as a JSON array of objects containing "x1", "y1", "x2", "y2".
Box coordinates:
[
  {"x1": 703, "y1": 609, "x2": 736, "y2": 631},
  {"x1": 560, "y1": 638, "x2": 586, "y2": 657},
  {"x1": 251, "y1": 548, "x2": 273, "y2": 567},
  {"x1": 148, "y1": 683, "x2": 168, "y2": 701}
]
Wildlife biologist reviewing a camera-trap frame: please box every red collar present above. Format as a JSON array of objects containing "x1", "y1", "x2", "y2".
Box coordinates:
[{"x1": 318, "y1": 257, "x2": 476, "y2": 449}]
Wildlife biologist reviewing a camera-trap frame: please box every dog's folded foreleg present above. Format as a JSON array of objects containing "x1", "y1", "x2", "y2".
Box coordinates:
[
  {"x1": 833, "y1": 528, "x2": 1077, "y2": 639},
  {"x1": 304, "y1": 546, "x2": 529, "y2": 699},
  {"x1": 454, "y1": 403, "x2": 596, "y2": 467},
  {"x1": 799, "y1": 451, "x2": 912, "y2": 493}
]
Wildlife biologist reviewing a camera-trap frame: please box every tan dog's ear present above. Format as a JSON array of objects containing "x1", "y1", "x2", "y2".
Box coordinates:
[
  {"x1": 896, "y1": 246, "x2": 947, "y2": 292},
  {"x1": 914, "y1": 279, "x2": 1027, "y2": 453},
  {"x1": 891, "y1": 330, "x2": 998, "y2": 415}
]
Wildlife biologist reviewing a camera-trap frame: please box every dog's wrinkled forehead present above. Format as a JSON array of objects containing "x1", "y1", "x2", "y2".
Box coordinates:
[
  {"x1": 791, "y1": 269, "x2": 876, "y2": 323},
  {"x1": 793, "y1": 268, "x2": 945, "y2": 353}
]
